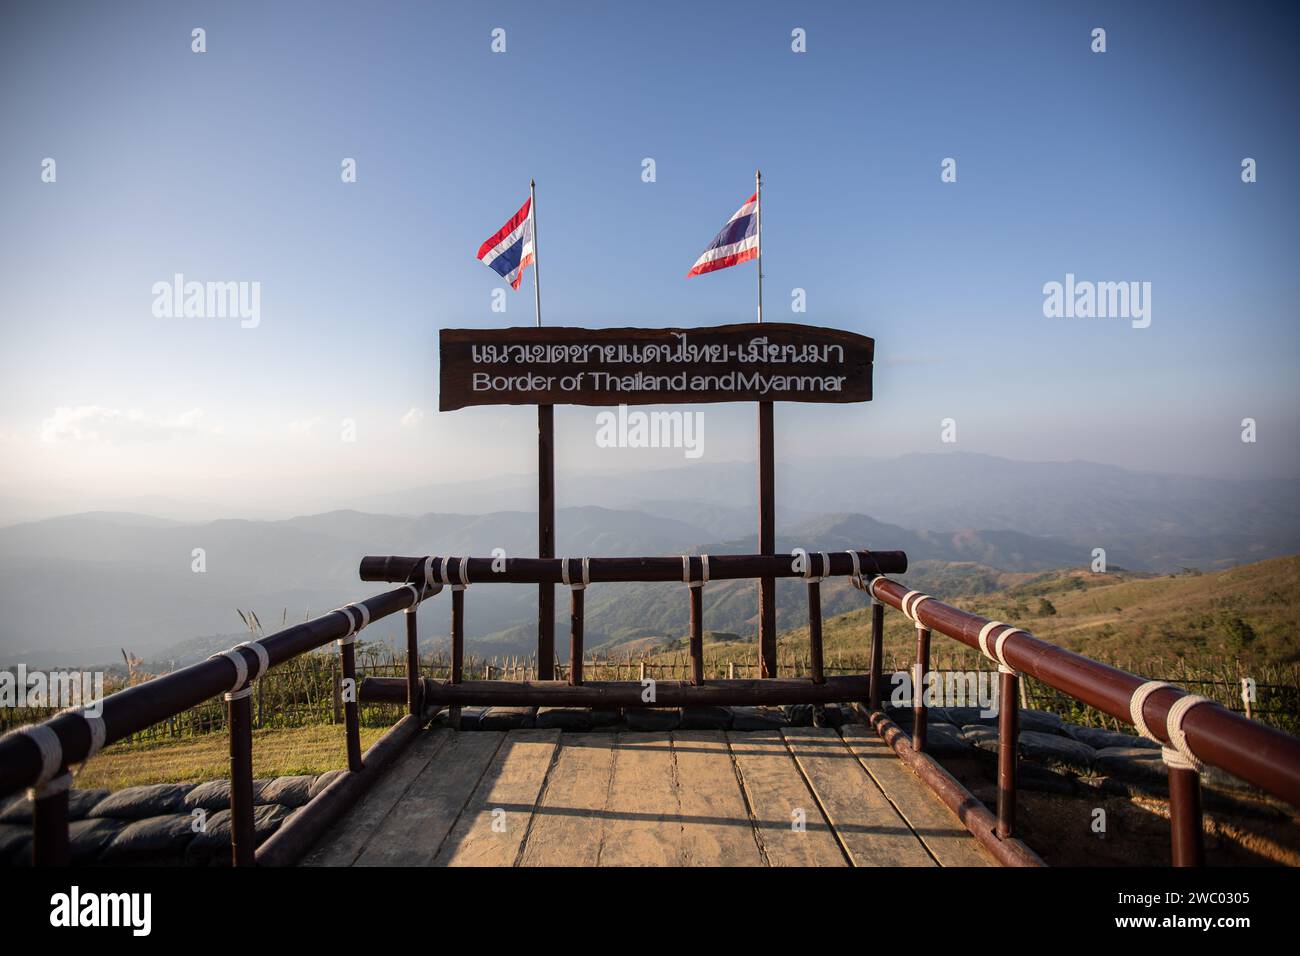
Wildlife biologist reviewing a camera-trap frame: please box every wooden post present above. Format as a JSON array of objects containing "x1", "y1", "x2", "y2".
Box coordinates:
[
  {"x1": 1168, "y1": 764, "x2": 1206, "y2": 866},
  {"x1": 31, "y1": 776, "x2": 71, "y2": 866},
  {"x1": 538, "y1": 404, "x2": 555, "y2": 680},
  {"x1": 757, "y1": 401, "x2": 776, "y2": 678},
  {"x1": 227, "y1": 689, "x2": 256, "y2": 866},
  {"x1": 868, "y1": 599, "x2": 884, "y2": 710},
  {"x1": 405, "y1": 603, "x2": 421, "y2": 717},
  {"x1": 807, "y1": 579, "x2": 825, "y2": 685},
  {"x1": 451, "y1": 586, "x2": 465, "y2": 727},
  {"x1": 689, "y1": 582, "x2": 704, "y2": 685},
  {"x1": 913, "y1": 624, "x2": 930, "y2": 753},
  {"x1": 340, "y1": 641, "x2": 362, "y2": 772},
  {"x1": 996, "y1": 670, "x2": 1020, "y2": 839},
  {"x1": 569, "y1": 583, "x2": 585, "y2": 686}
]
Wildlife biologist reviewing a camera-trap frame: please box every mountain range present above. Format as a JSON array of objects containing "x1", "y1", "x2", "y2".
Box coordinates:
[{"x1": 1, "y1": 453, "x2": 1294, "y2": 667}]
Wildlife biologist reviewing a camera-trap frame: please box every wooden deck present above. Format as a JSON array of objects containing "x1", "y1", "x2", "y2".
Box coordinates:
[{"x1": 302, "y1": 724, "x2": 994, "y2": 867}]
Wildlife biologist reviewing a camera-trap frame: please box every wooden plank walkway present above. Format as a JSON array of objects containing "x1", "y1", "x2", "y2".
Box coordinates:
[{"x1": 302, "y1": 725, "x2": 994, "y2": 867}]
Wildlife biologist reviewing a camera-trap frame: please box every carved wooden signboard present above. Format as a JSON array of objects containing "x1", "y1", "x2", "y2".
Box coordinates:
[{"x1": 439, "y1": 322, "x2": 873, "y2": 410}]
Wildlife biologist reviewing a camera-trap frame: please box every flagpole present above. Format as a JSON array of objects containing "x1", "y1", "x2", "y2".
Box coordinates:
[
  {"x1": 531, "y1": 178, "x2": 542, "y2": 327},
  {"x1": 532, "y1": 177, "x2": 555, "y2": 679},
  {"x1": 756, "y1": 169, "x2": 763, "y2": 323},
  {"x1": 755, "y1": 167, "x2": 776, "y2": 678}
]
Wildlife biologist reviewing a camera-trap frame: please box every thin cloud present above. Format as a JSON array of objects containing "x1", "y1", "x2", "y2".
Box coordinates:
[
  {"x1": 40, "y1": 406, "x2": 206, "y2": 444},
  {"x1": 287, "y1": 417, "x2": 324, "y2": 435}
]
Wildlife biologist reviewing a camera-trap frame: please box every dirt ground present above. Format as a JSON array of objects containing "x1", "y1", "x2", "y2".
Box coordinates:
[{"x1": 940, "y1": 755, "x2": 1300, "y2": 866}]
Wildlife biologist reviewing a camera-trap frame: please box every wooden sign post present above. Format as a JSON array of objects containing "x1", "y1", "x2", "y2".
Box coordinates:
[{"x1": 440, "y1": 321, "x2": 874, "y2": 678}]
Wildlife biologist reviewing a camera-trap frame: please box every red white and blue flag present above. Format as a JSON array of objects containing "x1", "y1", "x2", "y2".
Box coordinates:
[
  {"x1": 686, "y1": 192, "x2": 759, "y2": 277},
  {"x1": 476, "y1": 197, "x2": 535, "y2": 290}
]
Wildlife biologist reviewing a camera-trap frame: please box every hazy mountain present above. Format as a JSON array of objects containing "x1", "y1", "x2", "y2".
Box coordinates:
[
  {"x1": 0, "y1": 505, "x2": 730, "y2": 665},
  {"x1": 2, "y1": 453, "x2": 1295, "y2": 666},
  {"x1": 353, "y1": 453, "x2": 1299, "y2": 570}
]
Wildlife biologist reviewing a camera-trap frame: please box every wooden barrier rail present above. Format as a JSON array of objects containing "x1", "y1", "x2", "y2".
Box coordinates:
[
  {"x1": 863, "y1": 576, "x2": 1300, "y2": 866},
  {"x1": 358, "y1": 550, "x2": 908, "y2": 586},
  {"x1": 360, "y1": 550, "x2": 906, "y2": 705},
  {"x1": 0, "y1": 548, "x2": 907, "y2": 867},
  {"x1": 0, "y1": 580, "x2": 441, "y2": 866},
  {"x1": 6, "y1": 545, "x2": 1295, "y2": 869}
]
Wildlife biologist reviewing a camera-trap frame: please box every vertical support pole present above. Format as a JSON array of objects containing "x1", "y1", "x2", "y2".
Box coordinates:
[
  {"x1": 451, "y1": 586, "x2": 465, "y2": 728},
  {"x1": 689, "y1": 581, "x2": 704, "y2": 685},
  {"x1": 807, "y1": 580, "x2": 825, "y2": 685},
  {"x1": 868, "y1": 599, "x2": 884, "y2": 710},
  {"x1": 30, "y1": 776, "x2": 71, "y2": 867},
  {"x1": 538, "y1": 404, "x2": 555, "y2": 680},
  {"x1": 996, "y1": 669, "x2": 1020, "y2": 839},
  {"x1": 405, "y1": 601, "x2": 421, "y2": 717},
  {"x1": 226, "y1": 689, "x2": 256, "y2": 866},
  {"x1": 569, "y1": 584, "x2": 585, "y2": 686},
  {"x1": 757, "y1": 401, "x2": 776, "y2": 678},
  {"x1": 912, "y1": 624, "x2": 930, "y2": 753},
  {"x1": 340, "y1": 641, "x2": 362, "y2": 772},
  {"x1": 1168, "y1": 764, "x2": 1206, "y2": 866}
]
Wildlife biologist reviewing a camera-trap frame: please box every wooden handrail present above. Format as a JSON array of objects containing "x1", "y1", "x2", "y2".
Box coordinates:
[
  {"x1": 358, "y1": 550, "x2": 908, "y2": 585},
  {"x1": 0, "y1": 582, "x2": 438, "y2": 798},
  {"x1": 867, "y1": 576, "x2": 1300, "y2": 807}
]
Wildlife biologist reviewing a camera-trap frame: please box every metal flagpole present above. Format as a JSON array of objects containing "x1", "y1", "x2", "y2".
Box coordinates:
[
  {"x1": 532, "y1": 178, "x2": 555, "y2": 679},
  {"x1": 530, "y1": 178, "x2": 542, "y2": 327},
  {"x1": 755, "y1": 168, "x2": 776, "y2": 678},
  {"x1": 756, "y1": 169, "x2": 763, "y2": 323}
]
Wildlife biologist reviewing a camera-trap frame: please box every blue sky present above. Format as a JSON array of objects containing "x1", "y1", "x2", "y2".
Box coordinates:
[{"x1": 1, "y1": 0, "x2": 1297, "y2": 518}]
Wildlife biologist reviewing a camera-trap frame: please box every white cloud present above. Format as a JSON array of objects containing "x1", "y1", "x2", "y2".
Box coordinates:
[
  {"x1": 40, "y1": 406, "x2": 207, "y2": 443},
  {"x1": 400, "y1": 407, "x2": 425, "y2": 428},
  {"x1": 287, "y1": 417, "x2": 324, "y2": 435}
]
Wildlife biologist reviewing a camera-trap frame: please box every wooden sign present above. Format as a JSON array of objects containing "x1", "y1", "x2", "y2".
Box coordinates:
[{"x1": 439, "y1": 322, "x2": 873, "y2": 410}]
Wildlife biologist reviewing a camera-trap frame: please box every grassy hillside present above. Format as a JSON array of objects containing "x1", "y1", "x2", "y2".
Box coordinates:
[{"x1": 643, "y1": 554, "x2": 1300, "y2": 672}]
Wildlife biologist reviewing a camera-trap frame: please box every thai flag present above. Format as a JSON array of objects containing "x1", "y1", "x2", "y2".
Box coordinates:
[
  {"x1": 686, "y1": 192, "x2": 758, "y2": 277},
  {"x1": 476, "y1": 197, "x2": 535, "y2": 290}
]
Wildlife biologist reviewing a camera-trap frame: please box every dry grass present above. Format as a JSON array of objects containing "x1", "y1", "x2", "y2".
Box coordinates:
[{"x1": 74, "y1": 724, "x2": 388, "y2": 791}]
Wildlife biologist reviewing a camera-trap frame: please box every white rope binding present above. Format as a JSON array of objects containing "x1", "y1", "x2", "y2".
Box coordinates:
[
  {"x1": 977, "y1": 620, "x2": 1005, "y2": 661},
  {"x1": 974, "y1": 620, "x2": 1022, "y2": 673},
  {"x1": 58, "y1": 704, "x2": 107, "y2": 763},
  {"x1": 236, "y1": 640, "x2": 270, "y2": 682},
  {"x1": 798, "y1": 551, "x2": 829, "y2": 583},
  {"x1": 2, "y1": 724, "x2": 63, "y2": 790},
  {"x1": 1164, "y1": 693, "x2": 1213, "y2": 773},
  {"x1": 562, "y1": 557, "x2": 591, "y2": 590},
  {"x1": 336, "y1": 603, "x2": 370, "y2": 646},
  {"x1": 224, "y1": 686, "x2": 254, "y2": 702},
  {"x1": 435, "y1": 555, "x2": 469, "y2": 590},
  {"x1": 682, "y1": 554, "x2": 710, "y2": 588},
  {"x1": 866, "y1": 575, "x2": 884, "y2": 605},
  {"x1": 1128, "y1": 680, "x2": 1175, "y2": 742},
  {"x1": 994, "y1": 626, "x2": 1022, "y2": 674},
  {"x1": 404, "y1": 583, "x2": 422, "y2": 613},
  {"x1": 845, "y1": 550, "x2": 864, "y2": 589},
  {"x1": 209, "y1": 648, "x2": 249, "y2": 691}
]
